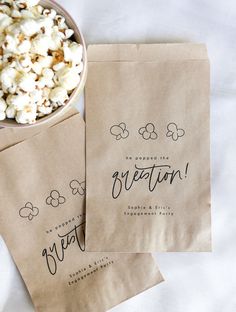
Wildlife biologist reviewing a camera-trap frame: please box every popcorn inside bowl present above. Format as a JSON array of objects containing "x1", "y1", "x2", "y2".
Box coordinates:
[{"x1": 0, "y1": 0, "x2": 84, "y2": 124}]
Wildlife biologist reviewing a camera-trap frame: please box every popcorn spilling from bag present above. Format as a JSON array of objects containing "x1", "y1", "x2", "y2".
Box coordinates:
[{"x1": 0, "y1": 0, "x2": 84, "y2": 124}]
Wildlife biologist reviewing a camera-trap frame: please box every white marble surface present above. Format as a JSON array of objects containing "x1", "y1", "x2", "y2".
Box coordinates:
[{"x1": 1, "y1": 0, "x2": 236, "y2": 311}]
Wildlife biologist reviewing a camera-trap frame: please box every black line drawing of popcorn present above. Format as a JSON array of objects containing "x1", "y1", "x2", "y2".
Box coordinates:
[
  {"x1": 46, "y1": 190, "x2": 66, "y2": 207},
  {"x1": 19, "y1": 202, "x2": 39, "y2": 221},
  {"x1": 110, "y1": 122, "x2": 129, "y2": 140},
  {"x1": 138, "y1": 123, "x2": 158, "y2": 140},
  {"x1": 69, "y1": 180, "x2": 86, "y2": 196},
  {"x1": 166, "y1": 123, "x2": 185, "y2": 141}
]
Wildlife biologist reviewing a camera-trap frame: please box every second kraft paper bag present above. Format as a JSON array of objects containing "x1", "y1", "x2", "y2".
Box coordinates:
[
  {"x1": 0, "y1": 107, "x2": 78, "y2": 152},
  {"x1": 85, "y1": 43, "x2": 211, "y2": 252},
  {"x1": 0, "y1": 114, "x2": 163, "y2": 311}
]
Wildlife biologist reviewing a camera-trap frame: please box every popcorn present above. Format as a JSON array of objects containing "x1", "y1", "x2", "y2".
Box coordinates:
[
  {"x1": 65, "y1": 29, "x2": 74, "y2": 39},
  {"x1": 5, "y1": 22, "x2": 21, "y2": 35},
  {"x1": 37, "y1": 55, "x2": 53, "y2": 68},
  {"x1": 43, "y1": 8, "x2": 57, "y2": 20},
  {"x1": 17, "y1": 55, "x2": 32, "y2": 70},
  {"x1": 36, "y1": 77, "x2": 47, "y2": 89},
  {"x1": 0, "y1": 66, "x2": 18, "y2": 90},
  {"x1": 0, "y1": 13, "x2": 13, "y2": 32},
  {"x1": 20, "y1": 9, "x2": 35, "y2": 19},
  {"x1": 30, "y1": 34, "x2": 50, "y2": 56},
  {"x1": 2, "y1": 34, "x2": 18, "y2": 53},
  {"x1": 0, "y1": 33, "x2": 4, "y2": 46},
  {"x1": 6, "y1": 93, "x2": 31, "y2": 111},
  {"x1": 30, "y1": 89, "x2": 43, "y2": 103},
  {"x1": 18, "y1": 72, "x2": 36, "y2": 92},
  {"x1": 15, "y1": 104, "x2": 37, "y2": 124},
  {"x1": 6, "y1": 105, "x2": 16, "y2": 118},
  {"x1": 2, "y1": 53, "x2": 12, "y2": 63},
  {"x1": 56, "y1": 66, "x2": 81, "y2": 91},
  {"x1": 54, "y1": 15, "x2": 66, "y2": 29},
  {"x1": 75, "y1": 62, "x2": 84, "y2": 74},
  {"x1": 37, "y1": 68, "x2": 55, "y2": 89},
  {"x1": 0, "y1": 97, "x2": 7, "y2": 111},
  {"x1": 42, "y1": 68, "x2": 54, "y2": 79},
  {"x1": 20, "y1": 18, "x2": 39, "y2": 36},
  {"x1": 0, "y1": 1, "x2": 84, "y2": 124},
  {"x1": 8, "y1": 85, "x2": 17, "y2": 94},
  {"x1": 51, "y1": 102, "x2": 59, "y2": 110},
  {"x1": 52, "y1": 49, "x2": 64, "y2": 65},
  {"x1": 18, "y1": 38, "x2": 31, "y2": 54},
  {"x1": 11, "y1": 9, "x2": 21, "y2": 18},
  {"x1": 0, "y1": 5, "x2": 11, "y2": 15},
  {"x1": 6, "y1": 59, "x2": 16, "y2": 67},
  {"x1": 42, "y1": 87, "x2": 50, "y2": 98},
  {"x1": 0, "y1": 0, "x2": 13, "y2": 6},
  {"x1": 31, "y1": 61, "x2": 42, "y2": 75},
  {"x1": 53, "y1": 62, "x2": 65, "y2": 71},
  {"x1": 0, "y1": 111, "x2": 6, "y2": 120},
  {"x1": 49, "y1": 28, "x2": 64, "y2": 50},
  {"x1": 49, "y1": 86, "x2": 69, "y2": 104},
  {"x1": 29, "y1": 5, "x2": 43, "y2": 17},
  {"x1": 38, "y1": 16, "x2": 54, "y2": 30},
  {"x1": 2, "y1": 33, "x2": 31, "y2": 55},
  {"x1": 15, "y1": 0, "x2": 40, "y2": 9},
  {"x1": 63, "y1": 42, "x2": 83, "y2": 65},
  {"x1": 37, "y1": 104, "x2": 52, "y2": 116}
]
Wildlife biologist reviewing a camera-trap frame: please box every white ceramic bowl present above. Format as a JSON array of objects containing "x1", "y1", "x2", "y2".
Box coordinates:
[{"x1": 0, "y1": 0, "x2": 87, "y2": 128}]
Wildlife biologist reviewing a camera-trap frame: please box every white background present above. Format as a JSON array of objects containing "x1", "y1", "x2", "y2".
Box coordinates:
[{"x1": 1, "y1": 0, "x2": 236, "y2": 311}]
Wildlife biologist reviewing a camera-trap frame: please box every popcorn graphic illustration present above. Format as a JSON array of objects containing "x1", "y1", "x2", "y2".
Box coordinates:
[
  {"x1": 138, "y1": 123, "x2": 158, "y2": 140},
  {"x1": 110, "y1": 123, "x2": 129, "y2": 140},
  {"x1": 46, "y1": 190, "x2": 66, "y2": 207},
  {"x1": 69, "y1": 180, "x2": 86, "y2": 196},
  {"x1": 166, "y1": 123, "x2": 185, "y2": 141},
  {"x1": 19, "y1": 202, "x2": 39, "y2": 221}
]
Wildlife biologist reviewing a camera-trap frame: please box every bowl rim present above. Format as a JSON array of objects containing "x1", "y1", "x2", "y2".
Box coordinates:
[{"x1": 0, "y1": 0, "x2": 87, "y2": 128}]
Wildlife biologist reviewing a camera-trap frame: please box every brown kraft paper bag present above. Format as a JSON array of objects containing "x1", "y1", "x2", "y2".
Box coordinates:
[
  {"x1": 0, "y1": 108, "x2": 78, "y2": 234},
  {"x1": 0, "y1": 107, "x2": 78, "y2": 152},
  {"x1": 85, "y1": 43, "x2": 211, "y2": 252},
  {"x1": 0, "y1": 114, "x2": 164, "y2": 312}
]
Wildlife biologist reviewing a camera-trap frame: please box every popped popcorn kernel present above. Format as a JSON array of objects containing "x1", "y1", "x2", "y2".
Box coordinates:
[
  {"x1": 6, "y1": 104, "x2": 16, "y2": 118},
  {"x1": 56, "y1": 66, "x2": 81, "y2": 91},
  {"x1": 49, "y1": 86, "x2": 68, "y2": 104}
]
